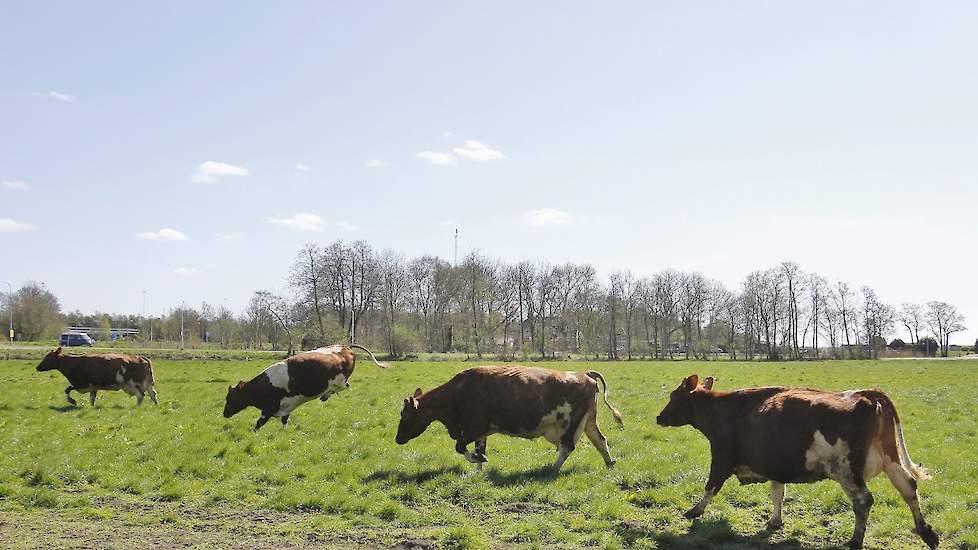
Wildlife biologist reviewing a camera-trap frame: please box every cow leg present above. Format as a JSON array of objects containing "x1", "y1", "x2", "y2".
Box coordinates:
[
  {"x1": 148, "y1": 386, "x2": 158, "y2": 405},
  {"x1": 884, "y1": 462, "x2": 939, "y2": 549},
  {"x1": 584, "y1": 412, "x2": 615, "y2": 468},
  {"x1": 472, "y1": 438, "x2": 487, "y2": 472},
  {"x1": 456, "y1": 438, "x2": 487, "y2": 471},
  {"x1": 839, "y1": 479, "x2": 874, "y2": 549},
  {"x1": 280, "y1": 415, "x2": 290, "y2": 428},
  {"x1": 136, "y1": 388, "x2": 145, "y2": 405},
  {"x1": 768, "y1": 482, "x2": 786, "y2": 528},
  {"x1": 554, "y1": 410, "x2": 590, "y2": 471},
  {"x1": 64, "y1": 386, "x2": 77, "y2": 406},
  {"x1": 685, "y1": 451, "x2": 733, "y2": 519},
  {"x1": 89, "y1": 391, "x2": 97, "y2": 407},
  {"x1": 254, "y1": 414, "x2": 272, "y2": 431}
]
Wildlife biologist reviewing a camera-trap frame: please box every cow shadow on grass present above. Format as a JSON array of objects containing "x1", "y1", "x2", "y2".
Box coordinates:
[
  {"x1": 484, "y1": 463, "x2": 581, "y2": 487},
  {"x1": 364, "y1": 465, "x2": 467, "y2": 484},
  {"x1": 47, "y1": 404, "x2": 78, "y2": 413},
  {"x1": 621, "y1": 517, "x2": 843, "y2": 550}
]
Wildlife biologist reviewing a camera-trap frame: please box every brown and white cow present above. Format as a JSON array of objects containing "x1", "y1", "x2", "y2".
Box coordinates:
[
  {"x1": 395, "y1": 365, "x2": 624, "y2": 472},
  {"x1": 656, "y1": 375, "x2": 938, "y2": 549},
  {"x1": 223, "y1": 344, "x2": 387, "y2": 430},
  {"x1": 36, "y1": 347, "x2": 158, "y2": 406}
]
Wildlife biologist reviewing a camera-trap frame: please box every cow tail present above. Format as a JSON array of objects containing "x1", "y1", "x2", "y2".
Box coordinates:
[
  {"x1": 347, "y1": 344, "x2": 389, "y2": 369},
  {"x1": 585, "y1": 370, "x2": 623, "y2": 430},
  {"x1": 863, "y1": 390, "x2": 931, "y2": 481}
]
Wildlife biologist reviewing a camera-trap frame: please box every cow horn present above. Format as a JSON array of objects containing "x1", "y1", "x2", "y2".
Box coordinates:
[{"x1": 413, "y1": 388, "x2": 423, "y2": 399}]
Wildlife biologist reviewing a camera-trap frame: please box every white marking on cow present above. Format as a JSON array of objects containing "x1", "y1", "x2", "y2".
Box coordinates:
[
  {"x1": 805, "y1": 430, "x2": 852, "y2": 479},
  {"x1": 325, "y1": 373, "x2": 349, "y2": 395},
  {"x1": 276, "y1": 394, "x2": 312, "y2": 416},
  {"x1": 842, "y1": 390, "x2": 857, "y2": 400},
  {"x1": 565, "y1": 371, "x2": 577, "y2": 380},
  {"x1": 863, "y1": 442, "x2": 887, "y2": 480},
  {"x1": 538, "y1": 401, "x2": 573, "y2": 444},
  {"x1": 115, "y1": 372, "x2": 125, "y2": 384},
  {"x1": 310, "y1": 345, "x2": 344, "y2": 355},
  {"x1": 263, "y1": 361, "x2": 290, "y2": 390}
]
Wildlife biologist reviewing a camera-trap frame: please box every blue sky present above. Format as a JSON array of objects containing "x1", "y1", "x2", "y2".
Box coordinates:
[{"x1": 2, "y1": 2, "x2": 976, "y2": 343}]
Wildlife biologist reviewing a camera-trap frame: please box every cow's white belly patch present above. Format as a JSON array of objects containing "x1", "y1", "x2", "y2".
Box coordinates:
[
  {"x1": 274, "y1": 373, "x2": 348, "y2": 416},
  {"x1": 805, "y1": 430, "x2": 852, "y2": 479},
  {"x1": 264, "y1": 362, "x2": 290, "y2": 390},
  {"x1": 535, "y1": 401, "x2": 573, "y2": 444}
]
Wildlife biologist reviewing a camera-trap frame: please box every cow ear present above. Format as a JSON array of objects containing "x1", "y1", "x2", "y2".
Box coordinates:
[
  {"x1": 413, "y1": 388, "x2": 423, "y2": 399},
  {"x1": 236, "y1": 380, "x2": 246, "y2": 390},
  {"x1": 684, "y1": 374, "x2": 699, "y2": 391},
  {"x1": 55, "y1": 346, "x2": 63, "y2": 354},
  {"x1": 702, "y1": 377, "x2": 715, "y2": 391}
]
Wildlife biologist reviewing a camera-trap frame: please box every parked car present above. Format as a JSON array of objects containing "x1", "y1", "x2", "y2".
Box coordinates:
[{"x1": 59, "y1": 332, "x2": 95, "y2": 347}]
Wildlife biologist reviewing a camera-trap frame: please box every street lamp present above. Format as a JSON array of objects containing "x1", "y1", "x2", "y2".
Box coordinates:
[{"x1": 1, "y1": 281, "x2": 12, "y2": 343}]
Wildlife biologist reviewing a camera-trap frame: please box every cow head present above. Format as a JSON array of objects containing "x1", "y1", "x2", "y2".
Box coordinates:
[
  {"x1": 656, "y1": 374, "x2": 702, "y2": 427},
  {"x1": 223, "y1": 381, "x2": 248, "y2": 418},
  {"x1": 395, "y1": 388, "x2": 431, "y2": 445},
  {"x1": 36, "y1": 347, "x2": 63, "y2": 372}
]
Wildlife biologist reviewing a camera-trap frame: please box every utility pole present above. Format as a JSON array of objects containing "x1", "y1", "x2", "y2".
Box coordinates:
[
  {"x1": 454, "y1": 227, "x2": 459, "y2": 266},
  {"x1": 2, "y1": 281, "x2": 12, "y2": 343},
  {"x1": 180, "y1": 305, "x2": 185, "y2": 350}
]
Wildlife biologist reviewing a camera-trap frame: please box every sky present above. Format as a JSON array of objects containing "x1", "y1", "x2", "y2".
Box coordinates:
[{"x1": 1, "y1": 2, "x2": 976, "y2": 344}]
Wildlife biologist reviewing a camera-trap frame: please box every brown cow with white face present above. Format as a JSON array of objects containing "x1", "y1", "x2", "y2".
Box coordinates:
[
  {"x1": 396, "y1": 365, "x2": 623, "y2": 472},
  {"x1": 223, "y1": 344, "x2": 387, "y2": 430},
  {"x1": 36, "y1": 347, "x2": 158, "y2": 406},
  {"x1": 656, "y1": 375, "x2": 938, "y2": 549}
]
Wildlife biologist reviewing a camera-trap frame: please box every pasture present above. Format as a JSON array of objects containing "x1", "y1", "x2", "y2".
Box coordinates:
[{"x1": 0, "y1": 357, "x2": 974, "y2": 549}]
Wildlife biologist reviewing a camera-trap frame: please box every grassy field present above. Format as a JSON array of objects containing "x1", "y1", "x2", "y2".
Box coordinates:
[{"x1": 0, "y1": 357, "x2": 973, "y2": 549}]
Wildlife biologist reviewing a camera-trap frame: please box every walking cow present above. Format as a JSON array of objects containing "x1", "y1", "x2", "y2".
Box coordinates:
[
  {"x1": 36, "y1": 347, "x2": 158, "y2": 406},
  {"x1": 395, "y1": 365, "x2": 624, "y2": 472},
  {"x1": 656, "y1": 375, "x2": 938, "y2": 549},
  {"x1": 223, "y1": 344, "x2": 387, "y2": 430}
]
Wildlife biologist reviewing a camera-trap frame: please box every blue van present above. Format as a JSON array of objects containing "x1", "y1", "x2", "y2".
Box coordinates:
[{"x1": 59, "y1": 332, "x2": 95, "y2": 347}]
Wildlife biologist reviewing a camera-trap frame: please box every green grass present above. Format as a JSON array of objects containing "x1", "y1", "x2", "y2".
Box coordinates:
[{"x1": 0, "y1": 358, "x2": 973, "y2": 548}]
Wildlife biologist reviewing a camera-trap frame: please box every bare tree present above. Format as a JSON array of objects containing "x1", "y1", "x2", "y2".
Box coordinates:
[
  {"x1": 926, "y1": 301, "x2": 966, "y2": 357},
  {"x1": 898, "y1": 303, "x2": 925, "y2": 347}
]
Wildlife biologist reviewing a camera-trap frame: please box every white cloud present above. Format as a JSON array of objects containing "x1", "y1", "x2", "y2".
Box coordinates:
[
  {"x1": 0, "y1": 218, "x2": 33, "y2": 232},
  {"x1": 442, "y1": 131, "x2": 454, "y2": 139},
  {"x1": 525, "y1": 208, "x2": 574, "y2": 227},
  {"x1": 191, "y1": 161, "x2": 249, "y2": 183},
  {"x1": 135, "y1": 228, "x2": 189, "y2": 241},
  {"x1": 364, "y1": 159, "x2": 386, "y2": 169},
  {"x1": 337, "y1": 221, "x2": 360, "y2": 231},
  {"x1": 439, "y1": 220, "x2": 457, "y2": 227},
  {"x1": 1, "y1": 180, "x2": 30, "y2": 190},
  {"x1": 416, "y1": 151, "x2": 456, "y2": 166},
  {"x1": 171, "y1": 267, "x2": 200, "y2": 276},
  {"x1": 295, "y1": 163, "x2": 310, "y2": 172},
  {"x1": 454, "y1": 140, "x2": 505, "y2": 162},
  {"x1": 34, "y1": 91, "x2": 75, "y2": 103},
  {"x1": 267, "y1": 213, "x2": 324, "y2": 232},
  {"x1": 215, "y1": 232, "x2": 244, "y2": 241}
]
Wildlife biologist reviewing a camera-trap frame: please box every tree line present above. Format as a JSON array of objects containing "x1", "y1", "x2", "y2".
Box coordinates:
[{"x1": 2, "y1": 241, "x2": 968, "y2": 359}]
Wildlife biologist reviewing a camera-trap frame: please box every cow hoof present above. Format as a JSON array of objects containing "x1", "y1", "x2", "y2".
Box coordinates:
[
  {"x1": 766, "y1": 518, "x2": 783, "y2": 530},
  {"x1": 472, "y1": 453, "x2": 488, "y2": 463},
  {"x1": 913, "y1": 525, "x2": 939, "y2": 549},
  {"x1": 683, "y1": 508, "x2": 703, "y2": 520},
  {"x1": 606, "y1": 460, "x2": 617, "y2": 470},
  {"x1": 847, "y1": 539, "x2": 863, "y2": 550}
]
